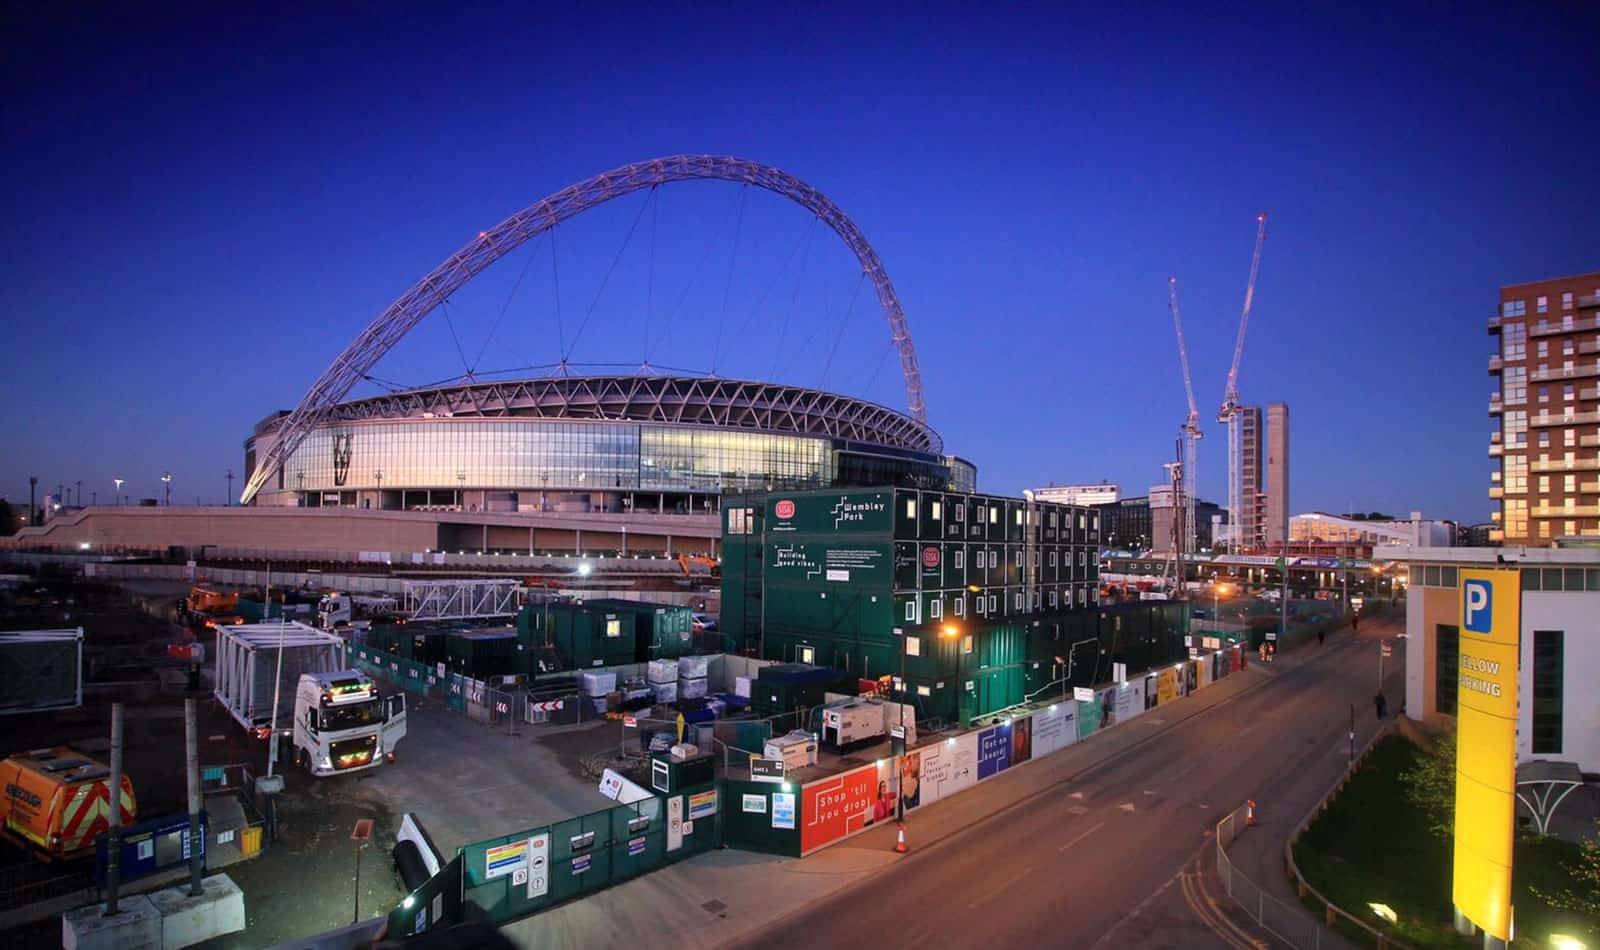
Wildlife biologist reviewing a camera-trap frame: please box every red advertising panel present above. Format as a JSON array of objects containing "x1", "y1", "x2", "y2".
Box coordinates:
[{"x1": 800, "y1": 763, "x2": 884, "y2": 854}]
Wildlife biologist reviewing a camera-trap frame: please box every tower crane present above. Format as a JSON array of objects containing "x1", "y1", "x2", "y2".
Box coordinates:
[
  {"x1": 1218, "y1": 215, "x2": 1268, "y2": 552},
  {"x1": 1168, "y1": 277, "x2": 1201, "y2": 557}
]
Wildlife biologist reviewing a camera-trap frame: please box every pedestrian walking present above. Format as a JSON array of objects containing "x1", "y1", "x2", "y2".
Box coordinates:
[
  {"x1": 1317, "y1": 629, "x2": 1326, "y2": 646},
  {"x1": 1352, "y1": 613, "x2": 1360, "y2": 635},
  {"x1": 1374, "y1": 691, "x2": 1387, "y2": 719}
]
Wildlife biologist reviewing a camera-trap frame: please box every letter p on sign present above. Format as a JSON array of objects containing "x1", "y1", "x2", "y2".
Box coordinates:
[{"x1": 1463, "y1": 579, "x2": 1492, "y2": 634}]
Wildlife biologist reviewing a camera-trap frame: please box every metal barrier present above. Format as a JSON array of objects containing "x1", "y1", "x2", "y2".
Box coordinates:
[
  {"x1": 1214, "y1": 806, "x2": 1326, "y2": 948},
  {"x1": 1215, "y1": 724, "x2": 1407, "y2": 949}
]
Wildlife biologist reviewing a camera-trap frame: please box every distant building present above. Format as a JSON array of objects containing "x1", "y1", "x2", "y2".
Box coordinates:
[
  {"x1": 1032, "y1": 482, "x2": 1119, "y2": 507},
  {"x1": 1457, "y1": 522, "x2": 1496, "y2": 547},
  {"x1": 1290, "y1": 511, "x2": 1452, "y2": 550},
  {"x1": 1150, "y1": 487, "x2": 1223, "y2": 553},
  {"x1": 1239, "y1": 406, "x2": 1263, "y2": 547},
  {"x1": 1096, "y1": 495, "x2": 1151, "y2": 551}
]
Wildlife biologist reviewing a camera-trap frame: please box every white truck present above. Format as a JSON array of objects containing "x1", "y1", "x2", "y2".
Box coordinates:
[
  {"x1": 290, "y1": 670, "x2": 406, "y2": 776},
  {"x1": 316, "y1": 592, "x2": 399, "y2": 630}
]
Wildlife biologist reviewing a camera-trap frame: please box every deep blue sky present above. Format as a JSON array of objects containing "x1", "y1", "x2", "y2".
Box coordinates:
[{"x1": 4, "y1": 3, "x2": 1598, "y2": 522}]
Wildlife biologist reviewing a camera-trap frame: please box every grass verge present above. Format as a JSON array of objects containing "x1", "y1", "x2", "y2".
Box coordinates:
[{"x1": 1292, "y1": 734, "x2": 1596, "y2": 948}]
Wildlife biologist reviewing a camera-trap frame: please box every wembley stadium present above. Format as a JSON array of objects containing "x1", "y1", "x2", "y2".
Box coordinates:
[{"x1": 244, "y1": 374, "x2": 975, "y2": 514}]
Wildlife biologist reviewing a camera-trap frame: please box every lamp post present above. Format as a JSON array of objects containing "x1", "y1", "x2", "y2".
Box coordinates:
[
  {"x1": 29, "y1": 476, "x2": 37, "y2": 525},
  {"x1": 374, "y1": 470, "x2": 383, "y2": 510},
  {"x1": 457, "y1": 470, "x2": 466, "y2": 509},
  {"x1": 226, "y1": 469, "x2": 234, "y2": 506},
  {"x1": 113, "y1": 478, "x2": 124, "y2": 506},
  {"x1": 74, "y1": 481, "x2": 82, "y2": 508},
  {"x1": 161, "y1": 472, "x2": 173, "y2": 506}
]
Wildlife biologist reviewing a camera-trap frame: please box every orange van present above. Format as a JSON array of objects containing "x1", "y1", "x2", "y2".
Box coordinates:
[{"x1": 0, "y1": 747, "x2": 136, "y2": 860}]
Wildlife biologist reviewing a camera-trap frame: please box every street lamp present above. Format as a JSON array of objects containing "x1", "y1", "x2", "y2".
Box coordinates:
[
  {"x1": 942, "y1": 624, "x2": 966, "y2": 727},
  {"x1": 226, "y1": 470, "x2": 234, "y2": 506},
  {"x1": 113, "y1": 477, "x2": 124, "y2": 506},
  {"x1": 161, "y1": 472, "x2": 173, "y2": 507},
  {"x1": 374, "y1": 470, "x2": 383, "y2": 510}
]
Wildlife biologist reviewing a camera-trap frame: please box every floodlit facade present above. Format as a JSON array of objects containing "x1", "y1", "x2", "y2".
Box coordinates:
[
  {"x1": 1031, "y1": 483, "x2": 1120, "y2": 506},
  {"x1": 244, "y1": 376, "x2": 976, "y2": 515},
  {"x1": 1290, "y1": 512, "x2": 1453, "y2": 549}
]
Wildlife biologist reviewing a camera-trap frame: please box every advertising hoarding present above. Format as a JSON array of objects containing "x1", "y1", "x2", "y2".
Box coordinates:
[
  {"x1": 1452, "y1": 569, "x2": 1521, "y2": 943},
  {"x1": 801, "y1": 763, "x2": 890, "y2": 853},
  {"x1": 977, "y1": 724, "x2": 1011, "y2": 779},
  {"x1": 1030, "y1": 703, "x2": 1076, "y2": 758},
  {"x1": 917, "y1": 731, "x2": 978, "y2": 806},
  {"x1": 1076, "y1": 698, "x2": 1101, "y2": 740},
  {"x1": 1157, "y1": 668, "x2": 1178, "y2": 705}
]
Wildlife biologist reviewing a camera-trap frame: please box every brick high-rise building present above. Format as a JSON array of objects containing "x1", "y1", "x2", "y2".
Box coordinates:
[{"x1": 1490, "y1": 272, "x2": 1600, "y2": 544}]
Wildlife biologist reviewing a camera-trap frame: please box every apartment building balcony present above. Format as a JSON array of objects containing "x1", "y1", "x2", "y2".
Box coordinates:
[
  {"x1": 1581, "y1": 294, "x2": 1600, "y2": 309},
  {"x1": 1531, "y1": 505, "x2": 1600, "y2": 518},
  {"x1": 1490, "y1": 394, "x2": 1503, "y2": 414},
  {"x1": 1529, "y1": 315, "x2": 1600, "y2": 337},
  {"x1": 1582, "y1": 435, "x2": 1600, "y2": 448},
  {"x1": 1489, "y1": 354, "x2": 1503, "y2": 373},
  {"x1": 1490, "y1": 430, "x2": 1502, "y2": 444},
  {"x1": 1581, "y1": 341, "x2": 1600, "y2": 355},
  {"x1": 1530, "y1": 411, "x2": 1600, "y2": 427},
  {"x1": 1488, "y1": 314, "x2": 1503, "y2": 332},
  {"x1": 1488, "y1": 443, "x2": 1503, "y2": 457},
  {"x1": 1582, "y1": 480, "x2": 1600, "y2": 493},
  {"x1": 1529, "y1": 363, "x2": 1600, "y2": 382},
  {"x1": 1488, "y1": 486, "x2": 1504, "y2": 499},
  {"x1": 1581, "y1": 386, "x2": 1600, "y2": 399},
  {"x1": 1489, "y1": 529, "x2": 1505, "y2": 542},
  {"x1": 1529, "y1": 457, "x2": 1600, "y2": 473}
]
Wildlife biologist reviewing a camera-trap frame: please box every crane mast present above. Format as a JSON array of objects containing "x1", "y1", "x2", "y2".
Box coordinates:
[
  {"x1": 1218, "y1": 215, "x2": 1267, "y2": 551},
  {"x1": 1168, "y1": 277, "x2": 1201, "y2": 556}
]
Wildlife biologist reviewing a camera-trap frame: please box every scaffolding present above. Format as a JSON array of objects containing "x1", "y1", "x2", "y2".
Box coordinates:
[{"x1": 403, "y1": 579, "x2": 524, "y2": 621}]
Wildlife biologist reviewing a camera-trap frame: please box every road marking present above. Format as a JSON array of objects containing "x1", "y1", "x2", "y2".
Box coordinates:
[
  {"x1": 1118, "y1": 802, "x2": 1136, "y2": 813},
  {"x1": 1143, "y1": 789, "x2": 1155, "y2": 795},
  {"x1": 965, "y1": 864, "x2": 1033, "y2": 910},
  {"x1": 1066, "y1": 804, "x2": 1089, "y2": 816},
  {"x1": 1057, "y1": 820, "x2": 1106, "y2": 852},
  {"x1": 1070, "y1": 791, "x2": 1085, "y2": 799}
]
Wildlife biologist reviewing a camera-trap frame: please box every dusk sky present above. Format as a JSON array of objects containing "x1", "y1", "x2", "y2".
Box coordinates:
[{"x1": 4, "y1": 4, "x2": 1598, "y2": 522}]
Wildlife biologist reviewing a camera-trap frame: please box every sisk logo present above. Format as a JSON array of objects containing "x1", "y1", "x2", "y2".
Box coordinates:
[
  {"x1": 774, "y1": 500, "x2": 796, "y2": 520},
  {"x1": 1462, "y1": 579, "x2": 1492, "y2": 634}
]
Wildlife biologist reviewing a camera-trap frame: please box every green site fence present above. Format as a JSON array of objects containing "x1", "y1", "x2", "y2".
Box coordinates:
[
  {"x1": 350, "y1": 644, "x2": 458, "y2": 701},
  {"x1": 453, "y1": 788, "x2": 719, "y2": 927}
]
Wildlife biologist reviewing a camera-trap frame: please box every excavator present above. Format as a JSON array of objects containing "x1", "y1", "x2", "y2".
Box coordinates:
[{"x1": 676, "y1": 554, "x2": 721, "y2": 581}]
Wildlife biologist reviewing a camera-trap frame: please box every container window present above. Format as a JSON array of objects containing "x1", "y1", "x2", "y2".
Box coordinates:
[
  {"x1": 1521, "y1": 567, "x2": 1541, "y2": 591},
  {"x1": 1440, "y1": 566, "x2": 1457, "y2": 587},
  {"x1": 905, "y1": 498, "x2": 917, "y2": 518},
  {"x1": 1014, "y1": 592, "x2": 1023, "y2": 609},
  {"x1": 987, "y1": 595, "x2": 997, "y2": 612},
  {"x1": 905, "y1": 600, "x2": 916, "y2": 622},
  {"x1": 1015, "y1": 550, "x2": 1024, "y2": 567},
  {"x1": 1564, "y1": 568, "x2": 1584, "y2": 591},
  {"x1": 605, "y1": 619, "x2": 621, "y2": 638},
  {"x1": 975, "y1": 597, "x2": 985, "y2": 616},
  {"x1": 955, "y1": 549, "x2": 965, "y2": 569},
  {"x1": 976, "y1": 550, "x2": 986, "y2": 569},
  {"x1": 930, "y1": 501, "x2": 942, "y2": 520},
  {"x1": 931, "y1": 599, "x2": 943, "y2": 619},
  {"x1": 962, "y1": 635, "x2": 973, "y2": 654},
  {"x1": 990, "y1": 507, "x2": 999, "y2": 525},
  {"x1": 955, "y1": 598, "x2": 965, "y2": 617},
  {"x1": 955, "y1": 504, "x2": 965, "y2": 522},
  {"x1": 905, "y1": 635, "x2": 921, "y2": 657},
  {"x1": 1424, "y1": 565, "x2": 1441, "y2": 587},
  {"x1": 1543, "y1": 568, "x2": 1564, "y2": 591},
  {"x1": 798, "y1": 645, "x2": 815, "y2": 665},
  {"x1": 916, "y1": 685, "x2": 932, "y2": 697}
]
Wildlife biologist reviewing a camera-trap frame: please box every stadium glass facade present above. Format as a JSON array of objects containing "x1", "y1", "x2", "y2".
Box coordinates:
[{"x1": 254, "y1": 418, "x2": 974, "y2": 511}]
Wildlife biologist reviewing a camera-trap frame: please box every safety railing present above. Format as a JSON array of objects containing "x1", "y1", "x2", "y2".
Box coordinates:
[{"x1": 1215, "y1": 804, "x2": 1328, "y2": 949}]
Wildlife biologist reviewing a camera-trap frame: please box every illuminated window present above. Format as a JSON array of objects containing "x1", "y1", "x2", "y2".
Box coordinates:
[
  {"x1": 930, "y1": 501, "x2": 941, "y2": 520},
  {"x1": 905, "y1": 635, "x2": 920, "y2": 657},
  {"x1": 605, "y1": 619, "x2": 621, "y2": 638},
  {"x1": 989, "y1": 507, "x2": 999, "y2": 525},
  {"x1": 905, "y1": 498, "x2": 917, "y2": 518}
]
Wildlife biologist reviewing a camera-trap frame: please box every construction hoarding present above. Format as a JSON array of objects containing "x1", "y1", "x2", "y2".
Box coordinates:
[{"x1": 1452, "y1": 569, "x2": 1520, "y2": 943}]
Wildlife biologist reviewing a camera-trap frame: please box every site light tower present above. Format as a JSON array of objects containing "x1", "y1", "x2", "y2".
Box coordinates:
[{"x1": 113, "y1": 477, "x2": 124, "y2": 506}]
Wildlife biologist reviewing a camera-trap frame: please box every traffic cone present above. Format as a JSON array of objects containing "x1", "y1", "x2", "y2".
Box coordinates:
[
  {"x1": 895, "y1": 825, "x2": 909, "y2": 853},
  {"x1": 1246, "y1": 800, "x2": 1257, "y2": 826}
]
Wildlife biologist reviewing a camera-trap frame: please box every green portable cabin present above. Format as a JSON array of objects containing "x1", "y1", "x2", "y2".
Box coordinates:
[
  {"x1": 583, "y1": 599, "x2": 695, "y2": 660},
  {"x1": 517, "y1": 603, "x2": 638, "y2": 669},
  {"x1": 445, "y1": 630, "x2": 523, "y2": 677}
]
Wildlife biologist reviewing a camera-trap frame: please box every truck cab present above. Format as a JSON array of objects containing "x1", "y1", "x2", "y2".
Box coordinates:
[{"x1": 291, "y1": 671, "x2": 406, "y2": 777}]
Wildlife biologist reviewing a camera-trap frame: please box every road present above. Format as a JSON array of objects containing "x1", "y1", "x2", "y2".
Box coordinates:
[{"x1": 729, "y1": 614, "x2": 1404, "y2": 950}]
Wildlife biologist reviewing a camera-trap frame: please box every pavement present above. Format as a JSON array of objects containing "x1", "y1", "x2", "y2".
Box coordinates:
[{"x1": 499, "y1": 611, "x2": 1408, "y2": 950}]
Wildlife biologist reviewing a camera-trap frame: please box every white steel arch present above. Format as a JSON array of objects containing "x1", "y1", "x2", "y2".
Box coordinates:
[{"x1": 242, "y1": 155, "x2": 928, "y2": 503}]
